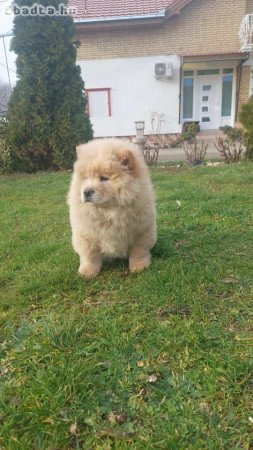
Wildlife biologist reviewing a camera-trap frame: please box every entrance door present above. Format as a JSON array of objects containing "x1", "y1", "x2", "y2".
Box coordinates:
[{"x1": 197, "y1": 76, "x2": 220, "y2": 130}]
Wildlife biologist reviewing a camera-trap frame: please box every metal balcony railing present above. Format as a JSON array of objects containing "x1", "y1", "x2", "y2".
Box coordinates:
[{"x1": 239, "y1": 14, "x2": 253, "y2": 51}]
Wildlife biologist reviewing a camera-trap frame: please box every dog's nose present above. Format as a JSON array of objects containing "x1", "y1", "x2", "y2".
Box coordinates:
[{"x1": 84, "y1": 189, "x2": 94, "y2": 198}]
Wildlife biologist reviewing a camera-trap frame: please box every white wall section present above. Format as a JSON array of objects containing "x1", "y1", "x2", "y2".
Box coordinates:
[{"x1": 78, "y1": 55, "x2": 182, "y2": 138}]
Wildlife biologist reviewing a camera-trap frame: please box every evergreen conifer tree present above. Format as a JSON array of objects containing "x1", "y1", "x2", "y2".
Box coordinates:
[
  {"x1": 240, "y1": 97, "x2": 253, "y2": 161},
  {"x1": 8, "y1": 0, "x2": 93, "y2": 172}
]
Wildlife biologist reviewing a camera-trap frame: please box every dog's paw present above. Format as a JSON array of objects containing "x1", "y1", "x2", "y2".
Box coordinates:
[
  {"x1": 78, "y1": 264, "x2": 101, "y2": 279},
  {"x1": 129, "y1": 257, "x2": 150, "y2": 273}
]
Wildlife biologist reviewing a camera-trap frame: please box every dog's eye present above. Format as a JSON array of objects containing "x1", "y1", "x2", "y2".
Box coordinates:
[{"x1": 100, "y1": 176, "x2": 109, "y2": 182}]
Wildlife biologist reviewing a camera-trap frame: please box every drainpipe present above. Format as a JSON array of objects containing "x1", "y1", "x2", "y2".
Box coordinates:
[
  {"x1": 179, "y1": 56, "x2": 184, "y2": 127},
  {"x1": 235, "y1": 58, "x2": 248, "y2": 123}
]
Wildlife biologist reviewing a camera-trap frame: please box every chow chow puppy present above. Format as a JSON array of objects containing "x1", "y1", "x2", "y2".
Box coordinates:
[{"x1": 68, "y1": 138, "x2": 156, "y2": 278}]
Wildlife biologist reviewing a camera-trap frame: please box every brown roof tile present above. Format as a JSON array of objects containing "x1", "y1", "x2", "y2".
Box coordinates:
[{"x1": 69, "y1": 0, "x2": 191, "y2": 21}]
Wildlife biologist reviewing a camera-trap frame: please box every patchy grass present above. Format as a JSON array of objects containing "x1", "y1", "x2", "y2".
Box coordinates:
[{"x1": 0, "y1": 164, "x2": 253, "y2": 449}]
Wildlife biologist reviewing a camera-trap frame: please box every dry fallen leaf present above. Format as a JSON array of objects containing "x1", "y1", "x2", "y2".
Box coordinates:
[
  {"x1": 174, "y1": 240, "x2": 188, "y2": 249},
  {"x1": 137, "y1": 361, "x2": 145, "y2": 368},
  {"x1": 101, "y1": 291, "x2": 112, "y2": 297},
  {"x1": 249, "y1": 416, "x2": 253, "y2": 424},
  {"x1": 107, "y1": 412, "x2": 117, "y2": 424},
  {"x1": 43, "y1": 418, "x2": 54, "y2": 425},
  {"x1": 59, "y1": 409, "x2": 68, "y2": 421},
  {"x1": 116, "y1": 412, "x2": 127, "y2": 424},
  {"x1": 148, "y1": 373, "x2": 158, "y2": 383},
  {"x1": 235, "y1": 335, "x2": 253, "y2": 341},
  {"x1": 106, "y1": 411, "x2": 127, "y2": 424},
  {"x1": 9, "y1": 396, "x2": 21, "y2": 406},
  {"x1": 199, "y1": 402, "x2": 212, "y2": 415},
  {"x1": 70, "y1": 422, "x2": 78, "y2": 435},
  {"x1": 220, "y1": 277, "x2": 237, "y2": 284},
  {"x1": 176, "y1": 200, "x2": 182, "y2": 207},
  {"x1": 99, "y1": 429, "x2": 134, "y2": 439},
  {"x1": 1, "y1": 367, "x2": 9, "y2": 376},
  {"x1": 158, "y1": 306, "x2": 191, "y2": 318}
]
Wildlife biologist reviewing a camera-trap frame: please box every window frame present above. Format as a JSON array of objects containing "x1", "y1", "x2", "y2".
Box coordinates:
[
  {"x1": 221, "y1": 73, "x2": 233, "y2": 117},
  {"x1": 182, "y1": 75, "x2": 194, "y2": 120},
  {"x1": 85, "y1": 88, "x2": 112, "y2": 117}
]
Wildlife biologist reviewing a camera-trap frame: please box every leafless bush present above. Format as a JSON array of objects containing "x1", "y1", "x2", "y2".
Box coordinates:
[
  {"x1": 145, "y1": 134, "x2": 174, "y2": 149},
  {"x1": 141, "y1": 111, "x2": 166, "y2": 165},
  {"x1": 214, "y1": 138, "x2": 243, "y2": 163},
  {"x1": 183, "y1": 139, "x2": 208, "y2": 165},
  {"x1": 0, "y1": 80, "x2": 11, "y2": 117},
  {"x1": 150, "y1": 110, "x2": 166, "y2": 136},
  {"x1": 142, "y1": 142, "x2": 160, "y2": 165}
]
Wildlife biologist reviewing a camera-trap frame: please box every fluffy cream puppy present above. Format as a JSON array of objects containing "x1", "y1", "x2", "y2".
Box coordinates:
[{"x1": 68, "y1": 138, "x2": 156, "y2": 278}]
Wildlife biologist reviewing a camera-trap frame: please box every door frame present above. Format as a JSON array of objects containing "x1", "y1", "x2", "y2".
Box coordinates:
[
  {"x1": 181, "y1": 64, "x2": 237, "y2": 130},
  {"x1": 196, "y1": 74, "x2": 221, "y2": 131}
]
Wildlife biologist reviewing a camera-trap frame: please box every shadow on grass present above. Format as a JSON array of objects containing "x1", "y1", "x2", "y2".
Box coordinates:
[
  {"x1": 152, "y1": 232, "x2": 175, "y2": 259},
  {"x1": 100, "y1": 233, "x2": 175, "y2": 275}
]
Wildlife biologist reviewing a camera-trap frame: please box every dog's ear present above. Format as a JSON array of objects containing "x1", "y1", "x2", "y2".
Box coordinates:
[{"x1": 116, "y1": 149, "x2": 135, "y2": 171}]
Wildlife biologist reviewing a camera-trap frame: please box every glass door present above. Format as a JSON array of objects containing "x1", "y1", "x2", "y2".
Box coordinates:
[{"x1": 197, "y1": 75, "x2": 220, "y2": 130}]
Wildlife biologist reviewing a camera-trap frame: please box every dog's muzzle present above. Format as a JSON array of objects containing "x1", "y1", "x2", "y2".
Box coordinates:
[{"x1": 83, "y1": 189, "x2": 94, "y2": 202}]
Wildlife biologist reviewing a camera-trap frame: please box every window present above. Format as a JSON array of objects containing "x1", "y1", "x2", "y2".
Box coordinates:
[
  {"x1": 202, "y1": 96, "x2": 209, "y2": 102},
  {"x1": 86, "y1": 88, "x2": 111, "y2": 117},
  {"x1": 197, "y1": 69, "x2": 220, "y2": 76},
  {"x1": 221, "y1": 75, "x2": 233, "y2": 117},
  {"x1": 202, "y1": 106, "x2": 209, "y2": 112},
  {"x1": 203, "y1": 85, "x2": 212, "y2": 91},
  {"x1": 183, "y1": 70, "x2": 194, "y2": 77},
  {"x1": 183, "y1": 77, "x2": 194, "y2": 119},
  {"x1": 202, "y1": 117, "x2": 211, "y2": 122}
]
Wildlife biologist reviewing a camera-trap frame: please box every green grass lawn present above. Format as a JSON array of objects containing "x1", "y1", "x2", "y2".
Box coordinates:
[{"x1": 0, "y1": 163, "x2": 253, "y2": 449}]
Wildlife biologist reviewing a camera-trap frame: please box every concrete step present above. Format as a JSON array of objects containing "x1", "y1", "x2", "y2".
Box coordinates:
[{"x1": 195, "y1": 130, "x2": 226, "y2": 142}]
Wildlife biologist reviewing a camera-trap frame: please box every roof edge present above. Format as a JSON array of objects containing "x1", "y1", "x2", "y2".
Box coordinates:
[
  {"x1": 183, "y1": 52, "x2": 249, "y2": 63},
  {"x1": 74, "y1": 10, "x2": 166, "y2": 24}
]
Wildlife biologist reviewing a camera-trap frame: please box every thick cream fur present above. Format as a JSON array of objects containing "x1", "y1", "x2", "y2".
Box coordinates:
[{"x1": 67, "y1": 138, "x2": 157, "y2": 278}]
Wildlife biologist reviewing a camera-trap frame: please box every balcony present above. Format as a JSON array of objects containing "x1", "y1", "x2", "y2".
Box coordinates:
[{"x1": 239, "y1": 14, "x2": 253, "y2": 51}]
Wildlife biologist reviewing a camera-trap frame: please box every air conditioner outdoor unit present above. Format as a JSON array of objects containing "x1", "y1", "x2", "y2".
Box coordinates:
[{"x1": 155, "y1": 62, "x2": 173, "y2": 79}]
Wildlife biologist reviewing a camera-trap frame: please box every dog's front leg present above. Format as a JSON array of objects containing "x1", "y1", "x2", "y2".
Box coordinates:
[
  {"x1": 129, "y1": 227, "x2": 156, "y2": 273},
  {"x1": 73, "y1": 235, "x2": 102, "y2": 278},
  {"x1": 129, "y1": 246, "x2": 151, "y2": 273}
]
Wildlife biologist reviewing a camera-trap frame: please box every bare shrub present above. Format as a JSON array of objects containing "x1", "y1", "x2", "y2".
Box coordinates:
[
  {"x1": 214, "y1": 138, "x2": 243, "y2": 163},
  {"x1": 142, "y1": 142, "x2": 160, "y2": 165},
  {"x1": 150, "y1": 110, "x2": 166, "y2": 136},
  {"x1": 219, "y1": 126, "x2": 243, "y2": 143},
  {"x1": 141, "y1": 111, "x2": 166, "y2": 165},
  {"x1": 170, "y1": 122, "x2": 199, "y2": 148},
  {"x1": 0, "y1": 80, "x2": 11, "y2": 117},
  {"x1": 183, "y1": 139, "x2": 208, "y2": 165}
]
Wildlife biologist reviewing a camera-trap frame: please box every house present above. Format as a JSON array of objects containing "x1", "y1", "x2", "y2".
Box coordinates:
[{"x1": 68, "y1": 0, "x2": 253, "y2": 138}]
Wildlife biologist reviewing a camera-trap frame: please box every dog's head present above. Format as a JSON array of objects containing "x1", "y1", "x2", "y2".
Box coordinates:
[{"x1": 74, "y1": 139, "x2": 145, "y2": 207}]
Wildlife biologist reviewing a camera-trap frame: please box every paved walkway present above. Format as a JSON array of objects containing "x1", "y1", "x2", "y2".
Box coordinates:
[
  {"x1": 157, "y1": 129, "x2": 228, "y2": 162},
  {"x1": 158, "y1": 145, "x2": 221, "y2": 162}
]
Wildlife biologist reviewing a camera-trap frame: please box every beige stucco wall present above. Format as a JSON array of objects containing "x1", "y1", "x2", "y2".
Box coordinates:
[
  {"x1": 76, "y1": 0, "x2": 246, "y2": 60},
  {"x1": 246, "y1": 0, "x2": 253, "y2": 13},
  {"x1": 237, "y1": 66, "x2": 251, "y2": 123}
]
